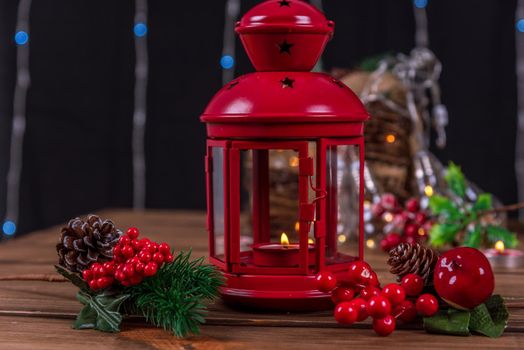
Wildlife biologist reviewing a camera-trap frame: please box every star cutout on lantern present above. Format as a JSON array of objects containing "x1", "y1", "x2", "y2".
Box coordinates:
[
  {"x1": 227, "y1": 81, "x2": 239, "y2": 90},
  {"x1": 281, "y1": 77, "x2": 295, "y2": 88},
  {"x1": 332, "y1": 78, "x2": 345, "y2": 88},
  {"x1": 278, "y1": 0, "x2": 291, "y2": 7},
  {"x1": 278, "y1": 39, "x2": 294, "y2": 55}
]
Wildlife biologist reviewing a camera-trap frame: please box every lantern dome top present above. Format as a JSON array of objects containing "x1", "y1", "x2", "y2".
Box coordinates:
[{"x1": 201, "y1": 72, "x2": 369, "y2": 123}]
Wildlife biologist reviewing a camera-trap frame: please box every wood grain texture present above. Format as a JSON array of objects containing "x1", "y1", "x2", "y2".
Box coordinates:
[{"x1": 0, "y1": 209, "x2": 523, "y2": 349}]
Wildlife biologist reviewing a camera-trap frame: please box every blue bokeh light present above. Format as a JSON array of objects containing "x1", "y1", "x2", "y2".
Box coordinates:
[
  {"x1": 220, "y1": 55, "x2": 235, "y2": 69},
  {"x1": 414, "y1": 0, "x2": 428, "y2": 9},
  {"x1": 14, "y1": 31, "x2": 29, "y2": 45},
  {"x1": 2, "y1": 220, "x2": 16, "y2": 236},
  {"x1": 134, "y1": 23, "x2": 148, "y2": 37},
  {"x1": 517, "y1": 19, "x2": 524, "y2": 33}
]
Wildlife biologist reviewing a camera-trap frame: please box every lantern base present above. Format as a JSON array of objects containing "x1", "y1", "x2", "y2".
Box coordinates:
[{"x1": 219, "y1": 272, "x2": 334, "y2": 311}]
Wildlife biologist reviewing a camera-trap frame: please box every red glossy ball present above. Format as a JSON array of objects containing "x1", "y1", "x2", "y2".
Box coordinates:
[
  {"x1": 367, "y1": 296, "x2": 391, "y2": 319},
  {"x1": 401, "y1": 274, "x2": 424, "y2": 297},
  {"x1": 393, "y1": 300, "x2": 417, "y2": 323},
  {"x1": 119, "y1": 236, "x2": 131, "y2": 245},
  {"x1": 404, "y1": 223, "x2": 419, "y2": 237},
  {"x1": 331, "y1": 287, "x2": 355, "y2": 304},
  {"x1": 138, "y1": 250, "x2": 152, "y2": 263},
  {"x1": 121, "y1": 245, "x2": 134, "y2": 259},
  {"x1": 414, "y1": 212, "x2": 427, "y2": 225},
  {"x1": 97, "y1": 276, "x2": 114, "y2": 289},
  {"x1": 346, "y1": 260, "x2": 373, "y2": 288},
  {"x1": 334, "y1": 302, "x2": 358, "y2": 325},
  {"x1": 373, "y1": 315, "x2": 396, "y2": 336},
  {"x1": 103, "y1": 262, "x2": 115, "y2": 275},
  {"x1": 405, "y1": 198, "x2": 420, "y2": 213},
  {"x1": 147, "y1": 242, "x2": 159, "y2": 254},
  {"x1": 416, "y1": 294, "x2": 439, "y2": 317},
  {"x1": 381, "y1": 283, "x2": 406, "y2": 305},
  {"x1": 82, "y1": 269, "x2": 93, "y2": 281},
  {"x1": 113, "y1": 245, "x2": 122, "y2": 258},
  {"x1": 143, "y1": 262, "x2": 158, "y2": 277},
  {"x1": 164, "y1": 254, "x2": 174, "y2": 263},
  {"x1": 129, "y1": 274, "x2": 143, "y2": 286},
  {"x1": 349, "y1": 298, "x2": 368, "y2": 322},
  {"x1": 367, "y1": 271, "x2": 380, "y2": 287},
  {"x1": 114, "y1": 270, "x2": 126, "y2": 282},
  {"x1": 134, "y1": 261, "x2": 145, "y2": 273},
  {"x1": 359, "y1": 286, "x2": 381, "y2": 301},
  {"x1": 122, "y1": 264, "x2": 135, "y2": 278},
  {"x1": 126, "y1": 227, "x2": 139, "y2": 239},
  {"x1": 381, "y1": 193, "x2": 398, "y2": 211},
  {"x1": 315, "y1": 271, "x2": 337, "y2": 293},
  {"x1": 152, "y1": 252, "x2": 164, "y2": 264},
  {"x1": 158, "y1": 243, "x2": 171, "y2": 255},
  {"x1": 371, "y1": 203, "x2": 385, "y2": 217},
  {"x1": 88, "y1": 279, "x2": 99, "y2": 290},
  {"x1": 131, "y1": 239, "x2": 141, "y2": 251}
]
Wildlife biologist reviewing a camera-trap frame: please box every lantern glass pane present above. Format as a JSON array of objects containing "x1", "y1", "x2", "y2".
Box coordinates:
[
  {"x1": 212, "y1": 147, "x2": 225, "y2": 260},
  {"x1": 325, "y1": 144, "x2": 360, "y2": 264}
]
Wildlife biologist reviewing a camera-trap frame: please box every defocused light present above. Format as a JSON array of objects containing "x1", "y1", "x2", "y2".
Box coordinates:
[
  {"x1": 220, "y1": 55, "x2": 235, "y2": 69},
  {"x1": 424, "y1": 185, "x2": 434, "y2": 197},
  {"x1": 384, "y1": 212, "x2": 393, "y2": 223},
  {"x1": 386, "y1": 134, "x2": 396, "y2": 143},
  {"x1": 133, "y1": 23, "x2": 148, "y2": 37},
  {"x1": 366, "y1": 239, "x2": 376, "y2": 249},
  {"x1": 414, "y1": 0, "x2": 428, "y2": 9},
  {"x1": 338, "y1": 234, "x2": 346, "y2": 243},
  {"x1": 289, "y1": 156, "x2": 299, "y2": 167},
  {"x1": 2, "y1": 220, "x2": 16, "y2": 235},
  {"x1": 14, "y1": 31, "x2": 28, "y2": 45},
  {"x1": 517, "y1": 19, "x2": 524, "y2": 33}
]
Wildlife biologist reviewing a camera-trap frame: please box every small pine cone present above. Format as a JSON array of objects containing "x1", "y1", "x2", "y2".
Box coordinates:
[
  {"x1": 387, "y1": 242, "x2": 439, "y2": 285},
  {"x1": 56, "y1": 214, "x2": 122, "y2": 272}
]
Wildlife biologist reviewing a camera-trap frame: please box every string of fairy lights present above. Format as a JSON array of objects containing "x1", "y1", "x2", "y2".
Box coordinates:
[{"x1": 2, "y1": 0, "x2": 523, "y2": 237}]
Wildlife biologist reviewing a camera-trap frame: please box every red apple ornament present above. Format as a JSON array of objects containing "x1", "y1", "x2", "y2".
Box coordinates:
[{"x1": 433, "y1": 247, "x2": 494, "y2": 309}]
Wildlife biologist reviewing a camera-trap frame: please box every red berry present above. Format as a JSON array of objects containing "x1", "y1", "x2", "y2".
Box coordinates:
[
  {"x1": 82, "y1": 269, "x2": 93, "y2": 281},
  {"x1": 138, "y1": 250, "x2": 152, "y2": 263},
  {"x1": 128, "y1": 257, "x2": 140, "y2": 266},
  {"x1": 121, "y1": 280, "x2": 131, "y2": 287},
  {"x1": 416, "y1": 294, "x2": 439, "y2": 317},
  {"x1": 114, "y1": 270, "x2": 126, "y2": 282},
  {"x1": 103, "y1": 262, "x2": 115, "y2": 275},
  {"x1": 371, "y1": 203, "x2": 385, "y2": 217},
  {"x1": 129, "y1": 274, "x2": 143, "y2": 285},
  {"x1": 401, "y1": 274, "x2": 424, "y2": 297},
  {"x1": 131, "y1": 239, "x2": 142, "y2": 251},
  {"x1": 134, "y1": 261, "x2": 145, "y2": 273},
  {"x1": 381, "y1": 233, "x2": 401, "y2": 252},
  {"x1": 121, "y1": 245, "x2": 134, "y2": 259},
  {"x1": 405, "y1": 198, "x2": 420, "y2": 213},
  {"x1": 392, "y1": 213, "x2": 409, "y2": 227},
  {"x1": 381, "y1": 193, "x2": 398, "y2": 211},
  {"x1": 334, "y1": 302, "x2": 358, "y2": 325},
  {"x1": 164, "y1": 254, "x2": 174, "y2": 263},
  {"x1": 349, "y1": 298, "x2": 368, "y2": 322},
  {"x1": 123, "y1": 264, "x2": 135, "y2": 277},
  {"x1": 367, "y1": 296, "x2": 391, "y2": 319},
  {"x1": 404, "y1": 236, "x2": 416, "y2": 244},
  {"x1": 152, "y1": 252, "x2": 164, "y2": 264},
  {"x1": 97, "y1": 276, "x2": 114, "y2": 289},
  {"x1": 360, "y1": 286, "x2": 381, "y2": 301},
  {"x1": 126, "y1": 227, "x2": 139, "y2": 239},
  {"x1": 315, "y1": 271, "x2": 337, "y2": 293},
  {"x1": 146, "y1": 242, "x2": 159, "y2": 254},
  {"x1": 331, "y1": 287, "x2": 355, "y2": 304},
  {"x1": 414, "y1": 212, "x2": 427, "y2": 225},
  {"x1": 113, "y1": 245, "x2": 122, "y2": 257},
  {"x1": 158, "y1": 243, "x2": 171, "y2": 255},
  {"x1": 143, "y1": 262, "x2": 158, "y2": 277},
  {"x1": 88, "y1": 279, "x2": 99, "y2": 290},
  {"x1": 393, "y1": 300, "x2": 417, "y2": 323},
  {"x1": 346, "y1": 260, "x2": 373, "y2": 288},
  {"x1": 404, "y1": 223, "x2": 419, "y2": 237},
  {"x1": 373, "y1": 315, "x2": 396, "y2": 336},
  {"x1": 381, "y1": 283, "x2": 406, "y2": 305},
  {"x1": 367, "y1": 271, "x2": 380, "y2": 287},
  {"x1": 119, "y1": 236, "x2": 131, "y2": 245}
]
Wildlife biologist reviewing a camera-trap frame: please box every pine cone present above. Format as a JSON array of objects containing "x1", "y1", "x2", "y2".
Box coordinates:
[
  {"x1": 387, "y1": 243, "x2": 439, "y2": 285},
  {"x1": 56, "y1": 214, "x2": 122, "y2": 272}
]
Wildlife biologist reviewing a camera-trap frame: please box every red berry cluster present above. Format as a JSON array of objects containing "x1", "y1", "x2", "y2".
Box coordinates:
[
  {"x1": 315, "y1": 262, "x2": 440, "y2": 336},
  {"x1": 372, "y1": 193, "x2": 434, "y2": 251},
  {"x1": 82, "y1": 227, "x2": 173, "y2": 290}
]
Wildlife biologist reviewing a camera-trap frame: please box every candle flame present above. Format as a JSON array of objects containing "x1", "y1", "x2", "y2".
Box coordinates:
[
  {"x1": 281, "y1": 232, "x2": 290, "y2": 246},
  {"x1": 495, "y1": 240, "x2": 505, "y2": 254},
  {"x1": 295, "y1": 221, "x2": 300, "y2": 232}
]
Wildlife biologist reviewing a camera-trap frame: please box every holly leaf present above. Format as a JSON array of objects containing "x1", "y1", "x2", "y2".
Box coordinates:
[
  {"x1": 423, "y1": 309, "x2": 471, "y2": 336},
  {"x1": 469, "y1": 295, "x2": 508, "y2": 338},
  {"x1": 472, "y1": 193, "x2": 492, "y2": 212},
  {"x1": 463, "y1": 225, "x2": 482, "y2": 248},
  {"x1": 73, "y1": 290, "x2": 129, "y2": 333},
  {"x1": 429, "y1": 223, "x2": 462, "y2": 247},
  {"x1": 445, "y1": 162, "x2": 466, "y2": 198},
  {"x1": 55, "y1": 265, "x2": 90, "y2": 292},
  {"x1": 486, "y1": 226, "x2": 518, "y2": 248},
  {"x1": 428, "y1": 195, "x2": 462, "y2": 221}
]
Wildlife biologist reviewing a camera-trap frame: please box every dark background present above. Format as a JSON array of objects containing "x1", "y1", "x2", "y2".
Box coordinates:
[{"x1": 0, "y1": 0, "x2": 519, "y2": 234}]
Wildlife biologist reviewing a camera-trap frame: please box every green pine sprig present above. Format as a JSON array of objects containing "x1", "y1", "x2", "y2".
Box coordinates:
[
  {"x1": 428, "y1": 162, "x2": 519, "y2": 249},
  {"x1": 126, "y1": 250, "x2": 224, "y2": 338}
]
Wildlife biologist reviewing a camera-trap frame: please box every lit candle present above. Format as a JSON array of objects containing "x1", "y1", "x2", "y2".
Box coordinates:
[
  {"x1": 483, "y1": 240, "x2": 524, "y2": 269},
  {"x1": 252, "y1": 233, "x2": 315, "y2": 267}
]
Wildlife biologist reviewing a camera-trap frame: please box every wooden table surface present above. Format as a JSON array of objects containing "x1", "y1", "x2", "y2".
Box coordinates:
[{"x1": 0, "y1": 210, "x2": 523, "y2": 349}]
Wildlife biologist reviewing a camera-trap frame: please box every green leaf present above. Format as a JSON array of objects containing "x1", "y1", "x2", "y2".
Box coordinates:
[
  {"x1": 463, "y1": 225, "x2": 482, "y2": 248},
  {"x1": 73, "y1": 290, "x2": 129, "y2": 333},
  {"x1": 469, "y1": 295, "x2": 508, "y2": 338},
  {"x1": 445, "y1": 162, "x2": 467, "y2": 198},
  {"x1": 429, "y1": 223, "x2": 462, "y2": 247},
  {"x1": 486, "y1": 226, "x2": 518, "y2": 248},
  {"x1": 424, "y1": 309, "x2": 471, "y2": 336},
  {"x1": 55, "y1": 265, "x2": 90, "y2": 291},
  {"x1": 472, "y1": 193, "x2": 492, "y2": 212},
  {"x1": 428, "y1": 195, "x2": 462, "y2": 221}
]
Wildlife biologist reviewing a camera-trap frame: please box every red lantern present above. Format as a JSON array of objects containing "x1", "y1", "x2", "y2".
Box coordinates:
[{"x1": 201, "y1": 0, "x2": 369, "y2": 311}]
